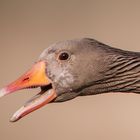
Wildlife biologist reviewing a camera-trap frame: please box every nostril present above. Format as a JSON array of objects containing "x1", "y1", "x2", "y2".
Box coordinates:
[{"x1": 23, "y1": 77, "x2": 30, "y2": 82}]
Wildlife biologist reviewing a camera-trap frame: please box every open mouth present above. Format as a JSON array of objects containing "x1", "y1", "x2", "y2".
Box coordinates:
[{"x1": 0, "y1": 61, "x2": 57, "y2": 122}]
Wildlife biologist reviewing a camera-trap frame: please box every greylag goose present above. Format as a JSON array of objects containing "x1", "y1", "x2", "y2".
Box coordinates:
[{"x1": 0, "y1": 38, "x2": 140, "y2": 122}]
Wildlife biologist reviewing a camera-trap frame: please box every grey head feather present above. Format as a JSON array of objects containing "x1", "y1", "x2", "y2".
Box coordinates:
[{"x1": 39, "y1": 38, "x2": 140, "y2": 102}]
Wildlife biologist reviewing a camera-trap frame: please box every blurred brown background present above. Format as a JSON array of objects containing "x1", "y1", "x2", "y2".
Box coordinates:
[{"x1": 1, "y1": 0, "x2": 140, "y2": 140}]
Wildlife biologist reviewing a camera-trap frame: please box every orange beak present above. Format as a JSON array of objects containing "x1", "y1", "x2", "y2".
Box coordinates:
[{"x1": 0, "y1": 61, "x2": 57, "y2": 122}]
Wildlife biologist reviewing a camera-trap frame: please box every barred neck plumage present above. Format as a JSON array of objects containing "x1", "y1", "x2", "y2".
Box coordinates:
[
  {"x1": 78, "y1": 40, "x2": 140, "y2": 96},
  {"x1": 92, "y1": 51, "x2": 140, "y2": 94}
]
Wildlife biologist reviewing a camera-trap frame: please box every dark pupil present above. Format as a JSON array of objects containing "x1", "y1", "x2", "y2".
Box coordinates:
[{"x1": 59, "y1": 52, "x2": 69, "y2": 60}]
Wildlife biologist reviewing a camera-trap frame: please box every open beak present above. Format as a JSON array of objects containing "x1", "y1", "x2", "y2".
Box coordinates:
[{"x1": 0, "y1": 61, "x2": 57, "y2": 122}]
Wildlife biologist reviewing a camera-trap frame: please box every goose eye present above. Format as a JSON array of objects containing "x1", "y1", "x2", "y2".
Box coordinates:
[{"x1": 58, "y1": 52, "x2": 70, "y2": 60}]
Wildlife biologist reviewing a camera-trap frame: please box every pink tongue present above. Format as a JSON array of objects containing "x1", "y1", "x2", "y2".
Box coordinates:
[{"x1": 10, "y1": 89, "x2": 57, "y2": 122}]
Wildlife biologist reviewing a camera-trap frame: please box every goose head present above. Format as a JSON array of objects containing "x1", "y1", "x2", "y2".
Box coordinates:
[{"x1": 1, "y1": 38, "x2": 140, "y2": 122}]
